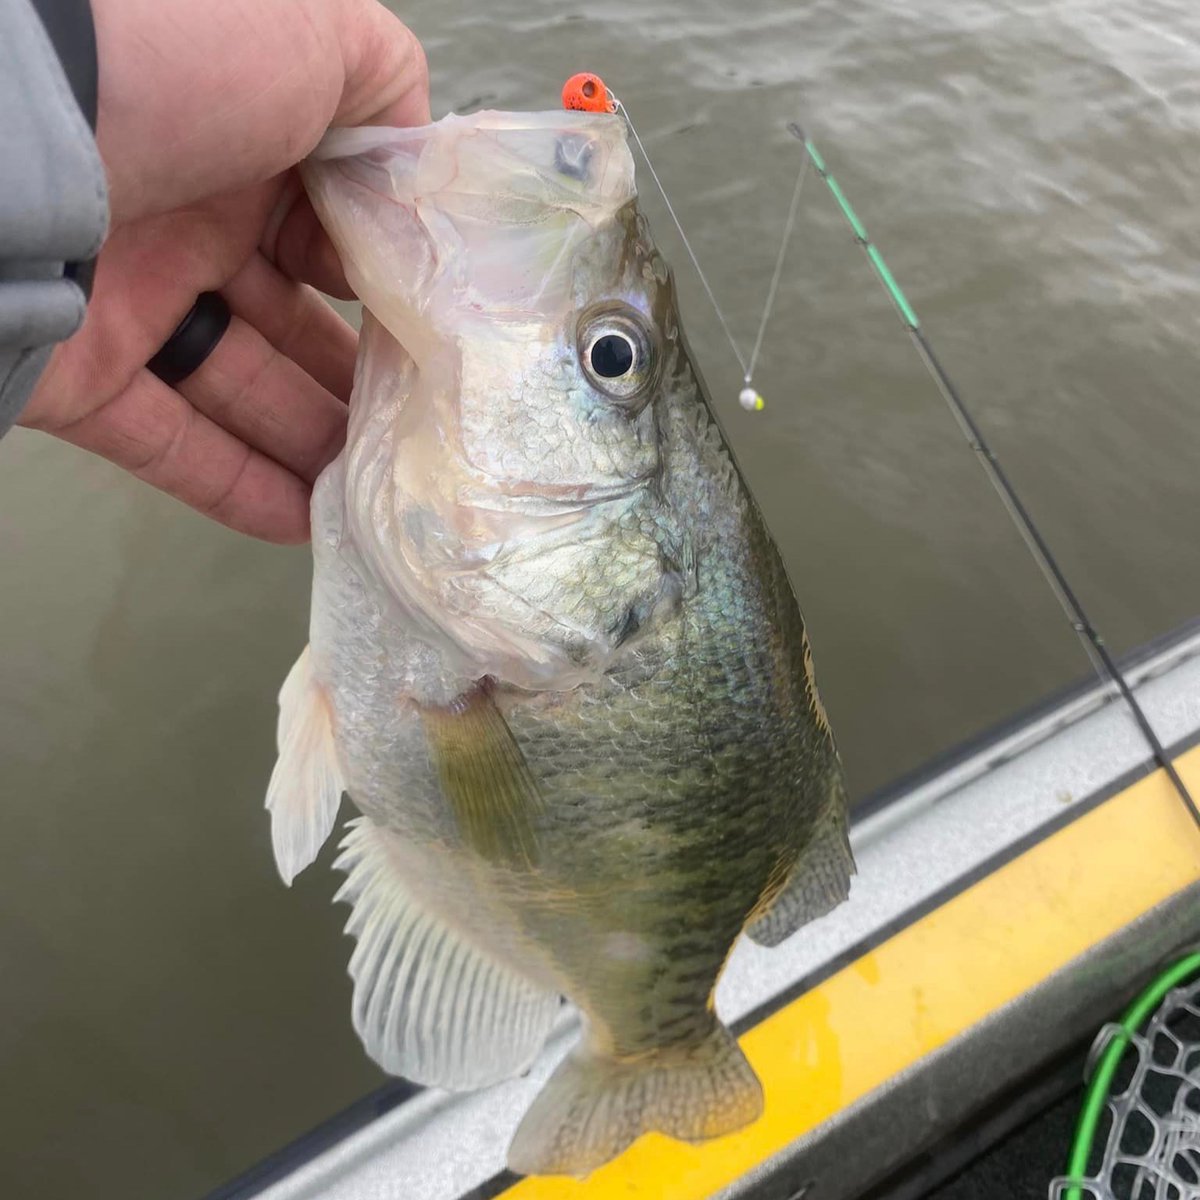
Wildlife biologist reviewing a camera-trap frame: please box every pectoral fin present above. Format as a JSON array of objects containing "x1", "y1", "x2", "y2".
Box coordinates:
[{"x1": 421, "y1": 681, "x2": 545, "y2": 868}]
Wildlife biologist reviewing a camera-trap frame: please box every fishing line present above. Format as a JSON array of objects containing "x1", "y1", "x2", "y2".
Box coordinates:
[
  {"x1": 614, "y1": 98, "x2": 750, "y2": 378},
  {"x1": 614, "y1": 97, "x2": 809, "y2": 411},
  {"x1": 792, "y1": 124, "x2": 1200, "y2": 829},
  {"x1": 747, "y1": 148, "x2": 810, "y2": 386}
]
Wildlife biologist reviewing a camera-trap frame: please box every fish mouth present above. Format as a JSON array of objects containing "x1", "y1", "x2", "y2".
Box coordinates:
[{"x1": 310, "y1": 109, "x2": 623, "y2": 159}]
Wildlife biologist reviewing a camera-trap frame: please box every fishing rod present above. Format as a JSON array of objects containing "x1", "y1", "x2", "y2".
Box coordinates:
[{"x1": 790, "y1": 124, "x2": 1200, "y2": 829}]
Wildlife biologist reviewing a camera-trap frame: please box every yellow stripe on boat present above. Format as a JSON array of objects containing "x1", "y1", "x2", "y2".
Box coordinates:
[{"x1": 507, "y1": 744, "x2": 1200, "y2": 1199}]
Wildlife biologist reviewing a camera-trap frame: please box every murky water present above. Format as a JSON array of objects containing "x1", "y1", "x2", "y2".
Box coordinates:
[{"x1": 2, "y1": 2, "x2": 1198, "y2": 1196}]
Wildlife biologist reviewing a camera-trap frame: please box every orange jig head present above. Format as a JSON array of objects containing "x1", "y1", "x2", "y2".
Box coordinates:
[{"x1": 561, "y1": 72, "x2": 615, "y2": 113}]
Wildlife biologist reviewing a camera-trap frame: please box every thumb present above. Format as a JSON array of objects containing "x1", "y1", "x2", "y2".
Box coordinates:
[
  {"x1": 96, "y1": 0, "x2": 429, "y2": 224},
  {"x1": 329, "y1": 0, "x2": 430, "y2": 129},
  {"x1": 268, "y1": 0, "x2": 431, "y2": 298}
]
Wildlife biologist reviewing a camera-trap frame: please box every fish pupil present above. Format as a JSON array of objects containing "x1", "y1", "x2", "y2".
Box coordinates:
[{"x1": 590, "y1": 334, "x2": 635, "y2": 378}]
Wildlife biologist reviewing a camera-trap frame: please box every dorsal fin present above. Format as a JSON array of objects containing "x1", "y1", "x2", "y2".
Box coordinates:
[{"x1": 746, "y1": 791, "x2": 854, "y2": 947}]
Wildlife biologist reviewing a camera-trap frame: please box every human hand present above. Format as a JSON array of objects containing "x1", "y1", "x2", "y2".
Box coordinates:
[{"x1": 19, "y1": 0, "x2": 429, "y2": 543}]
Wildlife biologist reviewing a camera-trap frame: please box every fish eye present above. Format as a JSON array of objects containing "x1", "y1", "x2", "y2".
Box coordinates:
[
  {"x1": 590, "y1": 333, "x2": 635, "y2": 379},
  {"x1": 578, "y1": 306, "x2": 657, "y2": 408}
]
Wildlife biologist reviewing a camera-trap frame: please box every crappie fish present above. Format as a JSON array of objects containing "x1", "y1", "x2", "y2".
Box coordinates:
[{"x1": 267, "y1": 109, "x2": 853, "y2": 1178}]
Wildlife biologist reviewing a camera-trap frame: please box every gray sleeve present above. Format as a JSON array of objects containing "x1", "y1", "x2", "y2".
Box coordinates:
[{"x1": 0, "y1": 0, "x2": 109, "y2": 437}]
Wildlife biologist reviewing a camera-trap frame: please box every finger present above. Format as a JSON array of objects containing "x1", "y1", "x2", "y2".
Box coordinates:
[
  {"x1": 24, "y1": 186, "x2": 280, "y2": 428},
  {"x1": 223, "y1": 252, "x2": 357, "y2": 401},
  {"x1": 54, "y1": 372, "x2": 312, "y2": 544},
  {"x1": 267, "y1": 191, "x2": 356, "y2": 302},
  {"x1": 178, "y1": 314, "x2": 348, "y2": 484}
]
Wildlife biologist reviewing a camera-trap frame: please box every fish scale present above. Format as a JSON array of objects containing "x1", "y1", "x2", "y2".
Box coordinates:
[{"x1": 495, "y1": 376, "x2": 834, "y2": 1057}]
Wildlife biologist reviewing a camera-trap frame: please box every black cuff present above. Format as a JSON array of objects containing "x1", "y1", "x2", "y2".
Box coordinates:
[{"x1": 29, "y1": 0, "x2": 98, "y2": 132}]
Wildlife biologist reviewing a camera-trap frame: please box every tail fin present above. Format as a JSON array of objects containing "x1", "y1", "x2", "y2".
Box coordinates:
[{"x1": 507, "y1": 1021, "x2": 762, "y2": 1178}]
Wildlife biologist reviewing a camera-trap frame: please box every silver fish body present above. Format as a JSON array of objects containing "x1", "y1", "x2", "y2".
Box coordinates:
[{"x1": 267, "y1": 110, "x2": 852, "y2": 1177}]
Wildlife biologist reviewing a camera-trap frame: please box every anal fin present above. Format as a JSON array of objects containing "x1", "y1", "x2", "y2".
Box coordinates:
[
  {"x1": 747, "y1": 801, "x2": 855, "y2": 948},
  {"x1": 334, "y1": 818, "x2": 559, "y2": 1089}
]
